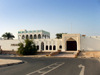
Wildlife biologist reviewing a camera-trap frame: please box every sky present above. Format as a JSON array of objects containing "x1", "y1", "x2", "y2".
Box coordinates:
[{"x1": 0, "y1": 0, "x2": 100, "y2": 39}]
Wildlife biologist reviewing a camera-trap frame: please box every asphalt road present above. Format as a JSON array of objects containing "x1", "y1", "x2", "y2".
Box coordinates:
[{"x1": 0, "y1": 56, "x2": 100, "y2": 75}]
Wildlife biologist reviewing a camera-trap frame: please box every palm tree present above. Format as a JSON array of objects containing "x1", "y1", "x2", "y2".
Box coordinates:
[{"x1": 2, "y1": 32, "x2": 15, "y2": 40}]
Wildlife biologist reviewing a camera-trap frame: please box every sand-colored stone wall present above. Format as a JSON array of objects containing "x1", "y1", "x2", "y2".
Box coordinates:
[{"x1": 79, "y1": 51, "x2": 100, "y2": 58}]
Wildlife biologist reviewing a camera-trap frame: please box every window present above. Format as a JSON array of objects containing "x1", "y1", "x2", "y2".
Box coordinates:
[
  {"x1": 38, "y1": 34, "x2": 41, "y2": 39},
  {"x1": 22, "y1": 35, "x2": 25, "y2": 39},
  {"x1": 59, "y1": 45, "x2": 62, "y2": 49},
  {"x1": 30, "y1": 35, "x2": 33, "y2": 39},
  {"x1": 34, "y1": 34, "x2": 37, "y2": 39},
  {"x1": 11, "y1": 44, "x2": 18, "y2": 46},
  {"x1": 26, "y1": 35, "x2": 28, "y2": 39},
  {"x1": 37, "y1": 45, "x2": 39, "y2": 50},
  {"x1": 49, "y1": 45, "x2": 52, "y2": 50},
  {"x1": 53, "y1": 45, "x2": 56, "y2": 50},
  {"x1": 46, "y1": 45, "x2": 48, "y2": 50}
]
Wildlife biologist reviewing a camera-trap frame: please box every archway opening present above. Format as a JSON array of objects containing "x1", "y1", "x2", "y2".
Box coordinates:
[
  {"x1": 41, "y1": 42, "x2": 44, "y2": 50},
  {"x1": 26, "y1": 35, "x2": 28, "y2": 39},
  {"x1": 49, "y1": 45, "x2": 52, "y2": 50},
  {"x1": 34, "y1": 34, "x2": 37, "y2": 39},
  {"x1": 38, "y1": 34, "x2": 41, "y2": 39},
  {"x1": 22, "y1": 35, "x2": 25, "y2": 39},
  {"x1": 66, "y1": 38, "x2": 77, "y2": 51},
  {"x1": 46, "y1": 45, "x2": 48, "y2": 50},
  {"x1": 53, "y1": 45, "x2": 56, "y2": 50},
  {"x1": 37, "y1": 45, "x2": 39, "y2": 50},
  {"x1": 30, "y1": 35, "x2": 33, "y2": 39}
]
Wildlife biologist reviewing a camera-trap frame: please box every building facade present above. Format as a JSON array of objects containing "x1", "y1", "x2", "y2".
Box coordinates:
[
  {"x1": 0, "y1": 30, "x2": 100, "y2": 52},
  {"x1": 18, "y1": 30, "x2": 50, "y2": 39}
]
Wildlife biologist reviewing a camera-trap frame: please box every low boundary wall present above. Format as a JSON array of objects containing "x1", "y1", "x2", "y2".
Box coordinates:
[{"x1": 1, "y1": 51, "x2": 17, "y2": 55}]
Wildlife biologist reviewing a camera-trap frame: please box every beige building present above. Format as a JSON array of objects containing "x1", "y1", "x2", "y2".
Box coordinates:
[{"x1": 0, "y1": 30, "x2": 100, "y2": 52}]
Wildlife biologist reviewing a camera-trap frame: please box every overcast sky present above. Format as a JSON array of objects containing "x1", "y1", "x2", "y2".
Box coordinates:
[{"x1": 0, "y1": 0, "x2": 100, "y2": 39}]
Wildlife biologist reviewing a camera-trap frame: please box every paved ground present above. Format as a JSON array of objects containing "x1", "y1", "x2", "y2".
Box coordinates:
[{"x1": 0, "y1": 56, "x2": 100, "y2": 75}]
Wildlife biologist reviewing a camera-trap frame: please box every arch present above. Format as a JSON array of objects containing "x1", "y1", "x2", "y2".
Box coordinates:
[
  {"x1": 41, "y1": 42, "x2": 44, "y2": 50},
  {"x1": 46, "y1": 45, "x2": 48, "y2": 50},
  {"x1": 66, "y1": 38, "x2": 77, "y2": 51},
  {"x1": 37, "y1": 45, "x2": 39, "y2": 50},
  {"x1": 53, "y1": 45, "x2": 56, "y2": 50},
  {"x1": 49, "y1": 45, "x2": 52, "y2": 50},
  {"x1": 30, "y1": 35, "x2": 33, "y2": 39},
  {"x1": 34, "y1": 34, "x2": 37, "y2": 39},
  {"x1": 22, "y1": 35, "x2": 25, "y2": 39},
  {"x1": 67, "y1": 38, "x2": 76, "y2": 41},
  {"x1": 38, "y1": 34, "x2": 41, "y2": 39},
  {"x1": 26, "y1": 35, "x2": 29, "y2": 39}
]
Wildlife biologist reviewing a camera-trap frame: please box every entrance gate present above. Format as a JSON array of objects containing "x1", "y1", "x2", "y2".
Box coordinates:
[{"x1": 67, "y1": 41, "x2": 77, "y2": 51}]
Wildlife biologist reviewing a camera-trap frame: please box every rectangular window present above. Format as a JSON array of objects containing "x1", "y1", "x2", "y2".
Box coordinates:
[{"x1": 11, "y1": 44, "x2": 18, "y2": 46}]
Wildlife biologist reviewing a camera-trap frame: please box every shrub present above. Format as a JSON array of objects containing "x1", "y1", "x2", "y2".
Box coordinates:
[{"x1": 17, "y1": 39, "x2": 37, "y2": 55}]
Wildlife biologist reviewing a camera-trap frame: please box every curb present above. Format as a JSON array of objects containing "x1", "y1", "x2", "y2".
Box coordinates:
[
  {"x1": 0, "y1": 60, "x2": 24, "y2": 67},
  {"x1": 10, "y1": 55, "x2": 78, "y2": 58},
  {"x1": 12, "y1": 55, "x2": 77, "y2": 58},
  {"x1": 45, "y1": 56, "x2": 76, "y2": 58}
]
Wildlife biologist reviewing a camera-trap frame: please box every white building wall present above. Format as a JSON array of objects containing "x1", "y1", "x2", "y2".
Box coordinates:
[
  {"x1": 0, "y1": 38, "x2": 62, "y2": 52},
  {"x1": 2, "y1": 34, "x2": 100, "y2": 52},
  {"x1": 81, "y1": 36, "x2": 100, "y2": 51},
  {"x1": 34, "y1": 39, "x2": 62, "y2": 52},
  {"x1": 0, "y1": 40, "x2": 20, "y2": 51}
]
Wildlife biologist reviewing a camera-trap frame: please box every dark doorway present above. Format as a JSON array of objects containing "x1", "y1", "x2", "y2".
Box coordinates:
[
  {"x1": 37, "y1": 45, "x2": 39, "y2": 50},
  {"x1": 49, "y1": 45, "x2": 52, "y2": 50},
  {"x1": 53, "y1": 45, "x2": 56, "y2": 50},
  {"x1": 41, "y1": 42, "x2": 44, "y2": 50},
  {"x1": 67, "y1": 41, "x2": 77, "y2": 51},
  {"x1": 46, "y1": 45, "x2": 48, "y2": 50}
]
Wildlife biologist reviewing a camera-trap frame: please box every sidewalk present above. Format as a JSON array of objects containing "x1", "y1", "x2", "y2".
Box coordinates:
[
  {"x1": 54, "y1": 54, "x2": 76, "y2": 58},
  {"x1": 0, "y1": 59, "x2": 23, "y2": 67}
]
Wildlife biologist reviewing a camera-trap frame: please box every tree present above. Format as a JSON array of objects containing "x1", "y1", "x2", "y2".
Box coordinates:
[
  {"x1": 2, "y1": 32, "x2": 15, "y2": 40},
  {"x1": 56, "y1": 33, "x2": 62, "y2": 39},
  {"x1": 56, "y1": 33, "x2": 67, "y2": 39},
  {"x1": 17, "y1": 39, "x2": 38, "y2": 55}
]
